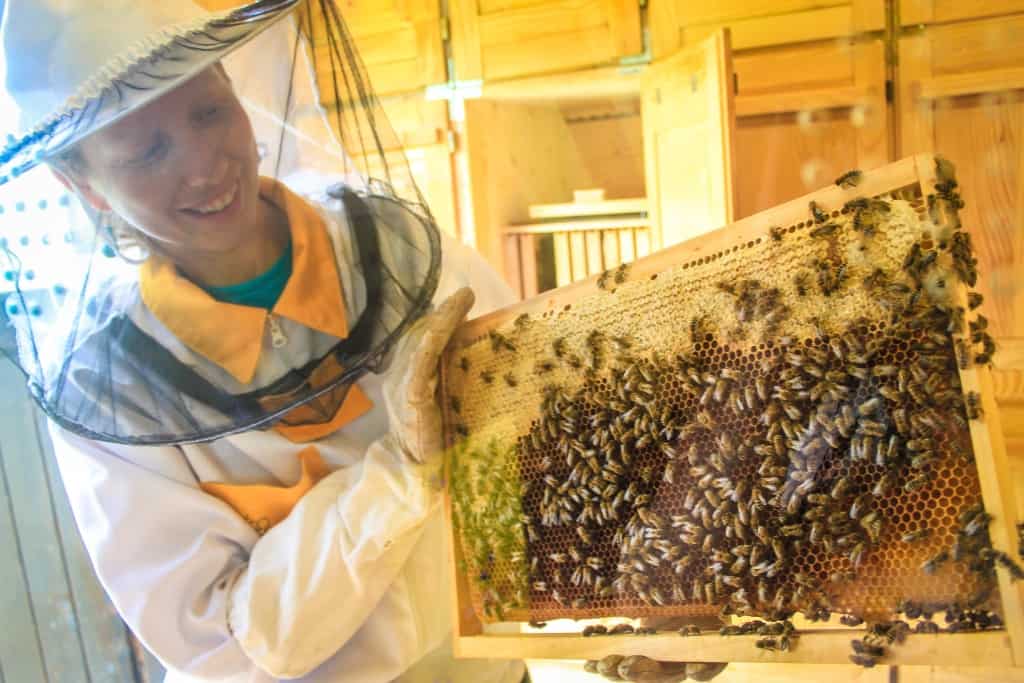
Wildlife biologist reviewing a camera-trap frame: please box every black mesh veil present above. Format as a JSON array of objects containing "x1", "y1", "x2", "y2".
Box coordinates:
[{"x1": 1, "y1": 0, "x2": 441, "y2": 444}]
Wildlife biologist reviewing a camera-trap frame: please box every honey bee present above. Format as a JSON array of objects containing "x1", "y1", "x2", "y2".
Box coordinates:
[
  {"x1": 840, "y1": 614, "x2": 864, "y2": 627},
  {"x1": 809, "y1": 200, "x2": 829, "y2": 224},
  {"x1": 459, "y1": 356, "x2": 470, "y2": 372},
  {"x1": 968, "y1": 292, "x2": 984, "y2": 310},
  {"x1": 770, "y1": 225, "x2": 785, "y2": 242},
  {"x1": 449, "y1": 396, "x2": 462, "y2": 413},
  {"x1": 488, "y1": 330, "x2": 516, "y2": 352},
  {"x1": 921, "y1": 550, "x2": 949, "y2": 574},
  {"x1": 835, "y1": 169, "x2": 863, "y2": 189},
  {"x1": 810, "y1": 222, "x2": 840, "y2": 239},
  {"x1": 480, "y1": 370, "x2": 494, "y2": 384},
  {"x1": 614, "y1": 263, "x2": 630, "y2": 284},
  {"x1": 535, "y1": 359, "x2": 556, "y2": 375},
  {"x1": 965, "y1": 391, "x2": 983, "y2": 420},
  {"x1": 454, "y1": 424, "x2": 469, "y2": 438},
  {"x1": 596, "y1": 269, "x2": 612, "y2": 290}
]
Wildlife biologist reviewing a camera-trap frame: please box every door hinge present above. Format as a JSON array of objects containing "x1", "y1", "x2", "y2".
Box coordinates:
[{"x1": 885, "y1": 79, "x2": 894, "y2": 104}]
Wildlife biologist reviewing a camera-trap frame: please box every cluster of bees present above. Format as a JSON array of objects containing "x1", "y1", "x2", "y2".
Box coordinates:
[{"x1": 448, "y1": 160, "x2": 1022, "y2": 660}]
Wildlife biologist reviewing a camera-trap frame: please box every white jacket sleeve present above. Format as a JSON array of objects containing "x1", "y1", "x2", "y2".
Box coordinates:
[
  {"x1": 50, "y1": 425, "x2": 442, "y2": 680},
  {"x1": 227, "y1": 434, "x2": 444, "y2": 678}
]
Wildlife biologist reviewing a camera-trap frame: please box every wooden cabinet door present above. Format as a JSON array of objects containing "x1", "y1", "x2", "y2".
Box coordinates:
[
  {"x1": 730, "y1": 38, "x2": 890, "y2": 218},
  {"x1": 306, "y1": 0, "x2": 446, "y2": 96},
  {"x1": 898, "y1": 14, "x2": 1024, "y2": 341},
  {"x1": 198, "y1": 0, "x2": 446, "y2": 96},
  {"x1": 901, "y1": 0, "x2": 1024, "y2": 26},
  {"x1": 641, "y1": 30, "x2": 737, "y2": 249},
  {"x1": 449, "y1": 0, "x2": 642, "y2": 82},
  {"x1": 650, "y1": 0, "x2": 884, "y2": 59}
]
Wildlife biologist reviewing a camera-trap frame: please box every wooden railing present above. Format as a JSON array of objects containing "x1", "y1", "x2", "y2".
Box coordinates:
[{"x1": 503, "y1": 199, "x2": 650, "y2": 298}]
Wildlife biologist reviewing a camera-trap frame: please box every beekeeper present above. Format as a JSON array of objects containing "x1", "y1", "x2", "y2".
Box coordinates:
[{"x1": 0, "y1": 0, "x2": 523, "y2": 681}]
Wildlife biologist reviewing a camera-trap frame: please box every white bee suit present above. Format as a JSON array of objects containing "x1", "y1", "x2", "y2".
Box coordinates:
[{"x1": 49, "y1": 197, "x2": 523, "y2": 682}]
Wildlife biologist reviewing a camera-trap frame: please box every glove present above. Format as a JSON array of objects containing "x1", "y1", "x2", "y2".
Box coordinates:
[
  {"x1": 383, "y1": 287, "x2": 475, "y2": 464},
  {"x1": 583, "y1": 617, "x2": 728, "y2": 682},
  {"x1": 585, "y1": 656, "x2": 726, "y2": 683}
]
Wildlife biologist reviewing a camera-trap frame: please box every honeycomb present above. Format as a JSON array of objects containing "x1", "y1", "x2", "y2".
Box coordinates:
[{"x1": 443, "y1": 165, "x2": 1002, "y2": 626}]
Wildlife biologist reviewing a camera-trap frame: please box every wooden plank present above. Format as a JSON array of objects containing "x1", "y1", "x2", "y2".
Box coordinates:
[
  {"x1": 505, "y1": 218, "x2": 650, "y2": 235},
  {"x1": 452, "y1": 0, "x2": 642, "y2": 82},
  {"x1": 919, "y1": 67, "x2": 1024, "y2": 99},
  {"x1": 601, "y1": 230, "x2": 621, "y2": 269},
  {"x1": 553, "y1": 232, "x2": 572, "y2": 287},
  {"x1": 479, "y1": 65, "x2": 645, "y2": 101},
  {"x1": 528, "y1": 660, "x2": 894, "y2": 683},
  {"x1": 733, "y1": 40, "x2": 855, "y2": 95},
  {"x1": 454, "y1": 630, "x2": 1013, "y2": 665},
  {"x1": 584, "y1": 230, "x2": 604, "y2": 274},
  {"x1": 669, "y1": 0, "x2": 850, "y2": 27},
  {"x1": 928, "y1": 14, "x2": 1024, "y2": 76},
  {"x1": 0, "y1": 415, "x2": 48, "y2": 682},
  {"x1": 448, "y1": 0, "x2": 483, "y2": 81},
  {"x1": 504, "y1": 234, "x2": 525, "y2": 299},
  {"x1": 682, "y1": 6, "x2": 856, "y2": 51},
  {"x1": 736, "y1": 85, "x2": 868, "y2": 117},
  {"x1": 0, "y1": 361, "x2": 91, "y2": 682},
  {"x1": 519, "y1": 234, "x2": 540, "y2": 299},
  {"x1": 634, "y1": 227, "x2": 651, "y2": 258},
  {"x1": 617, "y1": 228, "x2": 635, "y2": 263},
  {"x1": 481, "y1": 26, "x2": 623, "y2": 82},
  {"x1": 32, "y1": 408, "x2": 138, "y2": 683},
  {"x1": 851, "y1": 40, "x2": 890, "y2": 172},
  {"x1": 901, "y1": 0, "x2": 1024, "y2": 27},
  {"x1": 568, "y1": 231, "x2": 588, "y2": 281},
  {"x1": 896, "y1": 33, "x2": 935, "y2": 158},
  {"x1": 528, "y1": 198, "x2": 648, "y2": 220},
  {"x1": 901, "y1": 665, "x2": 1024, "y2": 682}
]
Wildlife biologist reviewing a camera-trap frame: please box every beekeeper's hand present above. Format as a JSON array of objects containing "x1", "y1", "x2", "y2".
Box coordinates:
[
  {"x1": 585, "y1": 656, "x2": 727, "y2": 682},
  {"x1": 383, "y1": 287, "x2": 474, "y2": 464}
]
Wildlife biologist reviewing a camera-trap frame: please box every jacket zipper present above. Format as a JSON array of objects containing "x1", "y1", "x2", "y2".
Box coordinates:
[{"x1": 267, "y1": 314, "x2": 288, "y2": 348}]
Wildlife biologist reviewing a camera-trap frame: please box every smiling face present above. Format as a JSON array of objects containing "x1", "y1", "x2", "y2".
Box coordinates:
[{"x1": 61, "y1": 64, "x2": 265, "y2": 262}]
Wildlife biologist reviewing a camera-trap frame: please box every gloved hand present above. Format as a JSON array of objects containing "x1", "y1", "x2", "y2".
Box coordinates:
[
  {"x1": 382, "y1": 287, "x2": 475, "y2": 464},
  {"x1": 583, "y1": 617, "x2": 728, "y2": 682},
  {"x1": 584, "y1": 656, "x2": 727, "y2": 682}
]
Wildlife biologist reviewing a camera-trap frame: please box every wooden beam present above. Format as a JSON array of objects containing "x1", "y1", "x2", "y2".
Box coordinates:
[
  {"x1": 480, "y1": 66, "x2": 645, "y2": 101},
  {"x1": 735, "y1": 86, "x2": 870, "y2": 117},
  {"x1": 455, "y1": 630, "x2": 1014, "y2": 666},
  {"x1": 918, "y1": 67, "x2": 1024, "y2": 99}
]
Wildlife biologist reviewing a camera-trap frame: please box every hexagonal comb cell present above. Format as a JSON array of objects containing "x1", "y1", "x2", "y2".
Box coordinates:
[{"x1": 445, "y1": 168, "x2": 1002, "y2": 626}]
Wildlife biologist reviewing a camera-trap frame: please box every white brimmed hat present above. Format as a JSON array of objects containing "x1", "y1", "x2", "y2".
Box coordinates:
[{"x1": 0, "y1": 0, "x2": 299, "y2": 184}]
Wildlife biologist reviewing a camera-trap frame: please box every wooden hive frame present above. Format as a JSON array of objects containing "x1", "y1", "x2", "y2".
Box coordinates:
[{"x1": 441, "y1": 155, "x2": 1024, "y2": 666}]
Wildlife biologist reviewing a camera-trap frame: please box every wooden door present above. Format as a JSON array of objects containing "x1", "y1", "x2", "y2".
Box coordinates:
[
  {"x1": 448, "y1": 0, "x2": 642, "y2": 82},
  {"x1": 641, "y1": 29, "x2": 737, "y2": 249}
]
